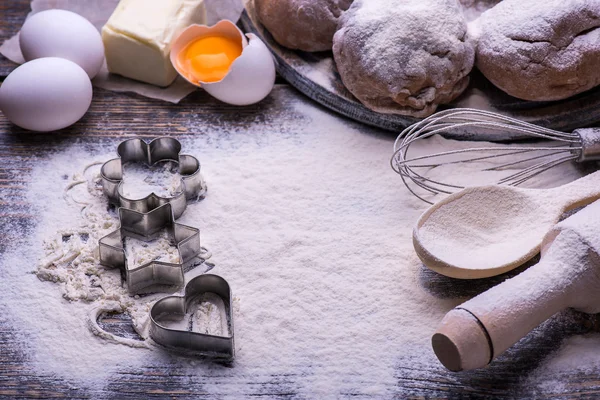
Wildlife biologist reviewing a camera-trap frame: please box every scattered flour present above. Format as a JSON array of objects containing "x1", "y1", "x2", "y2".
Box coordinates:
[
  {"x1": 299, "y1": 58, "x2": 336, "y2": 91},
  {"x1": 524, "y1": 333, "x2": 600, "y2": 395},
  {"x1": 416, "y1": 186, "x2": 559, "y2": 271},
  {"x1": 0, "y1": 99, "x2": 597, "y2": 396},
  {"x1": 157, "y1": 293, "x2": 230, "y2": 337},
  {"x1": 124, "y1": 234, "x2": 181, "y2": 269},
  {"x1": 120, "y1": 160, "x2": 182, "y2": 199},
  {"x1": 34, "y1": 159, "x2": 209, "y2": 337}
]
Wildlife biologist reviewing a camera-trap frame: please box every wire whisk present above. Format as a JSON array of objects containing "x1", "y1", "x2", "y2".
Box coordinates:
[{"x1": 391, "y1": 108, "x2": 600, "y2": 204}]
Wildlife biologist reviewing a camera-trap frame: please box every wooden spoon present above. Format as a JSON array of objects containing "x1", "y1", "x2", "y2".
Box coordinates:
[
  {"x1": 433, "y1": 199, "x2": 600, "y2": 371},
  {"x1": 413, "y1": 170, "x2": 600, "y2": 279}
]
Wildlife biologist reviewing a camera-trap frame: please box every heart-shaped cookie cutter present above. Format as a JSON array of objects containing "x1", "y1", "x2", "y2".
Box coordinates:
[
  {"x1": 101, "y1": 137, "x2": 205, "y2": 219},
  {"x1": 150, "y1": 274, "x2": 235, "y2": 360},
  {"x1": 98, "y1": 203, "x2": 203, "y2": 294}
]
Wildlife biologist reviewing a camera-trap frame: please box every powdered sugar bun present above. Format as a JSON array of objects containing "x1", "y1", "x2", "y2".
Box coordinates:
[
  {"x1": 332, "y1": 0, "x2": 475, "y2": 117},
  {"x1": 476, "y1": 0, "x2": 600, "y2": 101},
  {"x1": 255, "y1": 0, "x2": 353, "y2": 52}
]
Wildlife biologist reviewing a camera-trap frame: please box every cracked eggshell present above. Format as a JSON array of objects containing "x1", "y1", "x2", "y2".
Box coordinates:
[{"x1": 170, "y1": 20, "x2": 276, "y2": 106}]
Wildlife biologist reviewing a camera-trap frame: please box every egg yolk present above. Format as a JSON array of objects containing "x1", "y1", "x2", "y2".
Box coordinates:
[{"x1": 180, "y1": 35, "x2": 243, "y2": 83}]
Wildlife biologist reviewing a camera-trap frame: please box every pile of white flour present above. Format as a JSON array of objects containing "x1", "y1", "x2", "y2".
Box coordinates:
[{"x1": 0, "y1": 100, "x2": 597, "y2": 396}]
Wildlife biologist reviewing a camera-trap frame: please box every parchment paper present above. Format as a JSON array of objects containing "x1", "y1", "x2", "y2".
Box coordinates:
[{"x1": 0, "y1": 0, "x2": 245, "y2": 103}]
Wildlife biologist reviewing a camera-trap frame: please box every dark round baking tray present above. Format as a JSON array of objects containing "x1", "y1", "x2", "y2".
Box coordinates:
[{"x1": 241, "y1": 2, "x2": 600, "y2": 141}]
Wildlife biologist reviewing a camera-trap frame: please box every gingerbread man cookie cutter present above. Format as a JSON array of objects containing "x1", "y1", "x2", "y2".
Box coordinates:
[
  {"x1": 101, "y1": 137, "x2": 205, "y2": 219},
  {"x1": 98, "y1": 203, "x2": 204, "y2": 294}
]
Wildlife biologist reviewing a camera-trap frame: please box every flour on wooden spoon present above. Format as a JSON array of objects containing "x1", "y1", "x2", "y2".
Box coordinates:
[
  {"x1": 417, "y1": 186, "x2": 551, "y2": 270},
  {"x1": 415, "y1": 170, "x2": 600, "y2": 278}
]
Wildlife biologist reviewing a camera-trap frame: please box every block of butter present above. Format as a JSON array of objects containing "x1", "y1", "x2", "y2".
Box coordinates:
[{"x1": 102, "y1": 0, "x2": 206, "y2": 87}]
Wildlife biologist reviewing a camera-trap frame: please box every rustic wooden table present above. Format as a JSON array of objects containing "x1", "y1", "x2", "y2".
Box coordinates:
[{"x1": 3, "y1": 1, "x2": 600, "y2": 398}]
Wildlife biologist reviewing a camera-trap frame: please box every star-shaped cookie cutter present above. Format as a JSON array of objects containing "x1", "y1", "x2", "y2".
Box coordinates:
[
  {"x1": 150, "y1": 274, "x2": 234, "y2": 360},
  {"x1": 98, "y1": 203, "x2": 203, "y2": 294},
  {"x1": 101, "y1": 137, "x2": 205, "y2": 219}
]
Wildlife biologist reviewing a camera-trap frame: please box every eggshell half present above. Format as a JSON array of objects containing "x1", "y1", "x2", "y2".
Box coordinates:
[
  {"x1": 0, "y1": 58, "x2": 93, "y2": 132},
  {"x1": 170, "y1": 20, "x2": 276, "y2": 106},
  {"x1": 202, "y1": 34, "x2": 276, "y2": 106},
  {"x1": 170, "y1": 20, "x2": 248, "y2": 85}
]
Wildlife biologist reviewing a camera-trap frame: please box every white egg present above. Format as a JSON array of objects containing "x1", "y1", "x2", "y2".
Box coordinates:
[
  {"x1": 19, "y1": 9, "x2": 105, "y2": 79},
  {"x1": 0, "y1": 58, "x2": 93, "y2": 132},
  {"x1": 170, "y1": 20, "x2": 276, "y2": 106}
]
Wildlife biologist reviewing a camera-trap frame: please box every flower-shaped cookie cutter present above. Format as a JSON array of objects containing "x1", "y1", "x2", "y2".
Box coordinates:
[
  {"x1": 101, "y1": 137, "x2": 205, "y2": 219},
  {"x1": 150, "y1": 274, "x2": 234, "y2": 360},
  {"x1": 98, "y1": 203, "x2": 203, "y2": 294}
]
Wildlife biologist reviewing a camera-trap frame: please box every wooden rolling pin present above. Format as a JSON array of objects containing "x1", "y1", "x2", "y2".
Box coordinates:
[{"x1": 432, "y1": 200, "x2": 600, "y2": 371}]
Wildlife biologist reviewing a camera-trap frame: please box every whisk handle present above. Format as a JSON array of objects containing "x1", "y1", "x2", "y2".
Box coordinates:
[{"x1": 574, "y1": 128, "x2": 600, "y2": 162}]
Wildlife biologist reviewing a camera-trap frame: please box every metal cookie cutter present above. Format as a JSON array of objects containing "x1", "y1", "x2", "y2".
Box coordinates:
[
  {"x1": 150, "y1": 274, "x2": 235, "y2": 360},
  {"x1": 98, "y1": 203, "x2": 203, "y2": 294},
  {"x1": 101, "y1": 137, "x2": 205, "y2": 219}
]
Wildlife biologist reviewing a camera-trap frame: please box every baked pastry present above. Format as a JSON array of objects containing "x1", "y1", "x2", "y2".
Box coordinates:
[
  {"x1": 255, "y1": 0, "x2": 353, "y2": 52},
  {"x1": 332, "y1": 0, "x2": 475, "y2": 117},
  {"x1": 476, "y1": 0, "x2": 600, "y2": 101}
]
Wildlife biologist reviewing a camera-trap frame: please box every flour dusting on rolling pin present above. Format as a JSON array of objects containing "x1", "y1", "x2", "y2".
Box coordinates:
[{"x1": 432, "y1": 199, "x2": 600, "y2": 371}]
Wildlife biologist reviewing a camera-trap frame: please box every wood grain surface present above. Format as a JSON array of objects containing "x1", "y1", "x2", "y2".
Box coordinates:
[{"x1": 3, "y1": 1, "x2": 600, "y2": 398}]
